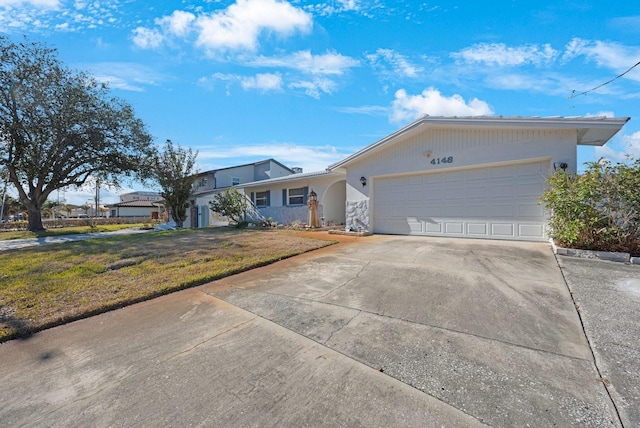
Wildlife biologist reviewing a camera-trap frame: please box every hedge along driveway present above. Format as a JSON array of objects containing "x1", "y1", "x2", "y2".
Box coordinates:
[{"x1": 0, "y1": 228, "x2": 334, "y2": 342}]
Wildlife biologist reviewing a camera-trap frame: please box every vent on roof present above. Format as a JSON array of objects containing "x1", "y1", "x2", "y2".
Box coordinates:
[{"x1": 291, "y1": 167, "x2": 303, "y2": 174}]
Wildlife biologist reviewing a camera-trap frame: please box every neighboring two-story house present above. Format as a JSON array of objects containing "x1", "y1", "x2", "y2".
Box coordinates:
[{"x1": 187, "y1": 159, "x2": 296, "y2": 228}]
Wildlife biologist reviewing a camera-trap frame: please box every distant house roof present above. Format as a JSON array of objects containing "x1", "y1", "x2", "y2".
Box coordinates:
[
  {"x1": 193, "y1": 158, "x2": 294, "y2": 178},
  {"x1": 328, "y1": 115, "x2": 630, "y2": 170},
  {"x1": 240, "y1": 169, "x2": 343, "y2": 188},
  {"x1": 107, "y1": 200, "x2": 163, "y2": 208}
]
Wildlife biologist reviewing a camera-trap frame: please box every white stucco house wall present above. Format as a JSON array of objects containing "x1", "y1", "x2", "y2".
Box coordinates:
[
  {"x1": 241, "y1": 170, "x2": 346, "y2": 227},
  {"x1": 327, "y1": 115, "x2": 629, "y2": 241}
]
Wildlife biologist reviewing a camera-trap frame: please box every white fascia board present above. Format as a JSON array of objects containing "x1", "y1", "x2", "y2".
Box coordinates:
[
  {"x1": 240, "y1": 170, "x2": 342, "y2": 189},
  {"x1": 328, "y1": 115, "x2": 631, "y2": 169}
]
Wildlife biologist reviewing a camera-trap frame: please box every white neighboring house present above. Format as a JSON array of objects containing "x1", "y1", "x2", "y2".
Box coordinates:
[
  {"x1": 108, "y1": 191, "x2": 164, "y2": 219},
  {"x1": 187, "y1": 159, "x2": 296, "y2": 228},
  {"x1": 327, "y1": 115, "x2": 629, "y2": 241}
]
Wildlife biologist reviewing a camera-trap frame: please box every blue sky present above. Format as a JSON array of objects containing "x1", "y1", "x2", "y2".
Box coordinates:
[{"x1": 1, "y1": 0, "x2": 639, "y2": 205}]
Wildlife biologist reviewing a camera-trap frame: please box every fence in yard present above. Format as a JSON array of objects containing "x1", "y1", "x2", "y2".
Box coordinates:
[{"x1": 0, "y1": 217, "x2": 151, "y2": 232}]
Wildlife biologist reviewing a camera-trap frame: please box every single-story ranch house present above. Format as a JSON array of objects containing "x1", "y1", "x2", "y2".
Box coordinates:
[
  {"x1": 191, "y1": 115, "x2": 629, "y2": 242},
  {"x1": 107, "y1": 191, "x2": 164, "y2": 219}
]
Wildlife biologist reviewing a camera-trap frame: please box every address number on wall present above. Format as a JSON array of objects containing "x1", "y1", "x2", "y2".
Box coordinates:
[{"x1": 430, "y1": 156, "x2": 453, "y2": 165}]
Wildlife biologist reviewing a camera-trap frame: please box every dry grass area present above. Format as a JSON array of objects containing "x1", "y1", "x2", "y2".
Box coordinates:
[{"x1": 0, "y1": 228, "x2": 334, "y2": 342}]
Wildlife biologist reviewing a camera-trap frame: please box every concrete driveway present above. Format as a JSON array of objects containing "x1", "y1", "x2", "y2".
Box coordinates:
[{"x1": 0, "y1": 234, "x2": 626, "y2": 427}]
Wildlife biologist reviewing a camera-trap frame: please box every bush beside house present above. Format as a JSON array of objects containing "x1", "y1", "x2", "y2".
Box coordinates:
[{"x1": 541, "y1": 157, "x2": 640, "y2": 255}]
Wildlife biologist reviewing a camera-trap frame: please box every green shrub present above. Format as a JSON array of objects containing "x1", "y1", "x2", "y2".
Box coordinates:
[{"x1": 541, "y1": 157, "x2": 640, "y2": 254}]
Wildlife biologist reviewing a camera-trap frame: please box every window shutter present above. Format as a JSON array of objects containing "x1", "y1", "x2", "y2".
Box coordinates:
[
  {"x1": 303, "y1": 186, "x2": 309, "y2": 204},
  {"x1": 266, "y1": 191, "x2": 271, "y2": 206},
  {"x1": 282, "y1": 189, "x2": 287, "y2": 206},
  {"x1": 250, "y1": 192, "x2": 255, "y2": 203}
]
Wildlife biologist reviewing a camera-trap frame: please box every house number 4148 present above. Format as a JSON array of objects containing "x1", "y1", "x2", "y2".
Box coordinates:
[{"x1": 431, "y1": 156, "x2": 453, "y2": 165}]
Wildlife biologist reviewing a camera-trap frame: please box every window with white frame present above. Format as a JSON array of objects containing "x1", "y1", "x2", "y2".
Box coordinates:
[
  {"x1": 288, "y1": 187, "x2": 305, "y2": 205},
  {"x1": 255, "y1": 191, "x2": 269, "y2": 207},
  {"x1": 232, "y1": 177, "x2": 240, "y2": 186}
]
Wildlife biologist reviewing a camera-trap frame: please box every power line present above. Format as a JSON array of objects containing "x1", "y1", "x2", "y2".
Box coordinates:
[{"x1": 569, "y1": 59, "x2": 640, "y2": 99}]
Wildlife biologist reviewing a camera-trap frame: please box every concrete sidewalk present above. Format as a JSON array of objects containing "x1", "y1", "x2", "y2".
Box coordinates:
[
  {"x1": 558, "y1": 256, "x2": 640, "y2": 427},
  {"x1": 0, "y1": 227, "x2": 153, "y2": 251},
  {"x1": 0, "y1": 234, "x2": 630, "y2": 427}
]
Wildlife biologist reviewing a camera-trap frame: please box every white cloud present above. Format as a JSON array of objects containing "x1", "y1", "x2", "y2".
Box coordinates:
[
  {"x1": 335, "y1": 105, "x2": 389, "y2": 116},
  {"x1": 1, "y1": 0, "x2": 59, "y2": 8},
  {"x1": 131, "y1": 0, "x2": 312, "y2": 53},
  {"x1": 156, "y1": 10, "x2": 195, "y2": 37},
  {"x1": 562, "y1": 38, "x2": 640, "y2": 82},
  {"x1": 86, "y1": 62, "x2": 164, "y2": 92},
  {"x1": 198, "y1": 143, "x2": 348, "y2": 172},
  {"x1": 199, "y1": 72, "x2": 283, "y2": 93},
  {"x1": 367, "y1": 48, "x2": 424, "y2": 78},
  {"x1": 240, "y1": 73, "x2": 283, "y2": 91},
  {"x1": 305, "y1": 0, "x2": 361, "y2": 16},
  {"x1": 249, "y1": 50, "x2": 360, "y2": 75},
  {"x1": 1, "y1": 0, "x2": 123, "y2": 32},
  {"x1": 453, "y1": 43, "x2": 559, "y2": 67},
  {"x1": 595, "y1": 131, "x2": 640, "y2": 162},
  {"x1": 289, "y1": 78, "x2": 337, "y2": 98},
  {"x1": 131, "y1": 27, "x2": 163, "y2": 49},
  {"x1": 390, "y1": 88, "x2": 494, "y2": 123},
  {"x1": 585, "y1": 111, "x2": 615, "y2": 118},
  {"x1": 195, "y1": 0, "x2": 312, "y2": 52}
]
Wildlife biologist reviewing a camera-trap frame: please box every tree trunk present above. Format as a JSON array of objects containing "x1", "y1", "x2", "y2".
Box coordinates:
[{"x1": 27, "y1": 205, "x2": 45, "y2": 232}]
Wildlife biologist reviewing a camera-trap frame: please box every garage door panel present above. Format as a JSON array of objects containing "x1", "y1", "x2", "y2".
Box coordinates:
[
  {"x1": 518, "y1": 203, "x2": 544, "y2": 217},
  {"x1": 445, "y1": 222, "x2": 464, "y2": 234},
  {"x1": 465, "y1": 205, "x2": 490, "y2": 217},
  {"x1": 373, "y1": 160, "x2": 548, "y2": 241},
  {"x1": 491, "y1": 184, "x2": 515, "y2": 198},
  {"x1": 490, "y1": 204, "x2": 515, "y2": 217},
  {"x1": 425, "y1": 174, "x2": 443, "y2": 184},
  {"x1": 491, "y1": 223, "x2": 515, "y2": 237},
  {"x1": 406, "y1": 218, "x2": 424, "y2": 233},
  {"x1": 490, "y1": 166, "x2": 516, "y2": 178},
  {"x1": 467, "y1": 223, "x2": 488, "y2": 236},
  {"x1": 425, "y1": 221, "x2": 442, "y2": 233},
  {"x1": 518, "y1": 182, "x2": 544, "y2": 196},
  {"x1": 519, "y1": 224, "x2": 544, "y2": 238},
  {"x1": 404, "y1": 205, "x2": 424, "y2": 217},
  {"x1": 467, "y1": 168, "x2": 489, "y2": 180}
]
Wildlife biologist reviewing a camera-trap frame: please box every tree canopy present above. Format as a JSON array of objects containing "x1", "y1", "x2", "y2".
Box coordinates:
[
  {"x1": 0, "y1": 36, "x2": 155, "y2": 231},
  {"x1": 209, "y1": 188, "x2": 247, "y2": 226},
  {"x1": 153, "y1": 139, "x2": 197, "y2": 228}
]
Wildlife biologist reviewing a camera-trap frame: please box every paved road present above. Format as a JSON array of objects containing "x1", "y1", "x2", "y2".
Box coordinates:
[{"x1": 0, "y1": 234, "x2": 635, "y2": 427}]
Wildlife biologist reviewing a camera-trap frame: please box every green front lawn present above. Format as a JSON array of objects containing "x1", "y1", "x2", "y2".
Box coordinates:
[{"x1": 0, "y1": 228, "x2": 334, "y2": 342}]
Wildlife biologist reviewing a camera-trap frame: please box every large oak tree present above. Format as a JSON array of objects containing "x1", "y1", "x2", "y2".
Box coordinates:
[{"x1": 0, "y1": 36, "x2": 154, "y2": 231}]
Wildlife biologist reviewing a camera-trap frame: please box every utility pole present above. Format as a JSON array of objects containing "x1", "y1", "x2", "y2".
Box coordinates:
[
  {"x1": 0, "y1": 180, "x2": 6, "y2": 223},
  {"x1": 95, "y1": 178, "x2": 100, "y2": 220}
]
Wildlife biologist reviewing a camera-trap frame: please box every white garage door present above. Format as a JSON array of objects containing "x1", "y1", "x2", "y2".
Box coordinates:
[{"x1": 373, "y1": 161, "x2": 549, "y2": 241}]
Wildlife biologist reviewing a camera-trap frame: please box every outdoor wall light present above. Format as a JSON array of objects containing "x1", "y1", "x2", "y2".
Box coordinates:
[
  {"x1": 553, "y1": 162, "x2": 568, "y2": 171},
  {"x1": 360, "y1": 176, "x2": 367, "y2": 187}
]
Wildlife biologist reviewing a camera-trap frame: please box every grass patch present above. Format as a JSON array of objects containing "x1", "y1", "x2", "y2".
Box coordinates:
[
  {"x1": 0, "y1": 224, "x2": 147, "y2": 241},
  {"x1": 0, "y1": 228, "x2": 334, "y2": 342}
]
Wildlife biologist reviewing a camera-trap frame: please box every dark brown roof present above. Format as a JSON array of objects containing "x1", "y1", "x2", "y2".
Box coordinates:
[{"x1": 107, "y1": 200, "x2": 164, "y2": 208}]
